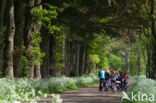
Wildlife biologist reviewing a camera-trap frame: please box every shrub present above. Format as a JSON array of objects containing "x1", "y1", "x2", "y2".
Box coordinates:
[{"x1": 70, "y1": 70, "x2": 79, "y2": 77}]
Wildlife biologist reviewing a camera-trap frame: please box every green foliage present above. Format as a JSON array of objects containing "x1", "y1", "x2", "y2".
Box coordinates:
[
  {"x1": 21, "y1": 56, "x2": 30, "y2": 76},
  {"x1": 31, "y1": 32, "x2": 45, "y2": 66},
  {"x1": 87, "y1": 34, "x2": 111, "y2": 69},
  {"x1": 129, "y1": 35, "x2": 147, "y2": 75},
  {"x1": 33, "y1": 4, "x2": 60, "y2": 34},
  {"x1": 33, "y1": 4, "x2": 64, "y2": 74},
  {"x1": 31, "y1": 47, "x2": 45, "y2": 66},
  {"x1": 99, "y1": 17, "x2": 115, "y2": 23},
  {"x1": 55, "y1": 62, "x2": 65, "y2": 70},
  {"x1": 101, "y1": 56, "x2": 110, "y2": 69},
  {"x1": 55, "y1": 35, "x2": 65, "y2": 73},
  {"x1": 21, "y1": 45, "x2": 31, "y2": 75},
  {"x1": 129, "y1": 53, "x2": 137, "y2": 75},
  {"x1": 12, "y1": 0, "x2": 153, "y2": 77},
  {"x1": 109, "y1": 54, "x2": 126, "y2": 71},
  {"x1": 22, "y1": 3, "x2": 60, "y2": 72},
  {"x1": 89, "y1": 54, "x2": 100, "y2": 64}
]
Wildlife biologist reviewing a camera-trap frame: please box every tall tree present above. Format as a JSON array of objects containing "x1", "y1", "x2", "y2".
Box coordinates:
[
  {"x1": 0, "y1": 0, "x2": 6, "y2": 72},
  {"x1": 34, "y1": 0, "x2": 42, "y2": 79},
  {"x1": 151, "y1": 0, "x2": 156, "y2": 78},
  {"x1": 137, "y1": 51, "x2": 141, "y2": 75},
  {"x1": 79, "y1": 42, "x2": 86, "y2": 76},
  {"x1": 24, "y1": 0, "x2": 35, "y2": 78},
  {"x1": 40, "y1": 28, "x2": 50, "y2": 78},
  {"x1": 13, "y1": 0, "x2": 25, "y2": 77},
  {"x1": 125, "y1": 48, "x2": 130, "y2": 75},
  {"x1": 24, "y1": 0, "x2": 43, "y2": 79},
  {"x1": 3, "y1": 0, "x2": 15, "y2": 78}
]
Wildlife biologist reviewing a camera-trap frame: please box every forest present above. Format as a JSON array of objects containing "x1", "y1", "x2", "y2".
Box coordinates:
[
  {"x1": 0, "y1": 0, "x2": 156, "y2": 79},
  {"x1": 0, "y1": 0, "x2": 156, "y2": 103}
]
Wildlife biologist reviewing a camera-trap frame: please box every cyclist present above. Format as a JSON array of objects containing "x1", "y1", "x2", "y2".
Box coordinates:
[{"x1": 98, "y1": 66, "x2": 105, "y2": 92}]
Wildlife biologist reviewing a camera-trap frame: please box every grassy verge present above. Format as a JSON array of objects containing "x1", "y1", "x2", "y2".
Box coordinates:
[
  {"x1": 122, "y1": 75, "x2": 156, "y2": 103},
  {"x1": 0, "y1": 75, "x2": 98, "y2": 103}
]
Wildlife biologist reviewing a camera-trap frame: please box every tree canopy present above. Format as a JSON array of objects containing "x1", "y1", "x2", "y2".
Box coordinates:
[{"x1": 0, "y1": 0, "x2": 156, "y2": 79}]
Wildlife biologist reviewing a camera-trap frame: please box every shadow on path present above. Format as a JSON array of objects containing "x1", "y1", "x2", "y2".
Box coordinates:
[
  {"x1": 58, "y1": 79, "x2": 134, "y2": 103},
  {"x1": 35, "y1": 79, "x2": 134, "y2": 103}
]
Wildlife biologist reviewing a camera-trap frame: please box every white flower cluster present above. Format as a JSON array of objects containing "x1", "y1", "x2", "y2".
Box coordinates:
[
  {"x1": 0, "y1": 75, "x2": 98, "y2": 103},
  {"x1": 130, "y1": 75, "x2": 156, "y2": 103},
  {"x1": 51, "y1": 94, "x2": 62, "y2": 103}
]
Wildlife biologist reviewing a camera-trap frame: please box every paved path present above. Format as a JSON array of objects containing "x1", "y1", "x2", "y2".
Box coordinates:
[{"x1": 35, "y1": 80, "x2": 134, "y2": 103}]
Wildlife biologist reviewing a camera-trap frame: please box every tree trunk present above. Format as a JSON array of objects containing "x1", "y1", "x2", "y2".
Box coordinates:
[
  {"x1": 0, "y1": 0, "x2": 6, "y2": 72},
  {"x1": 70, "y1": 42, "x2": 74, "y2": 75},
  {"x1": 34, "y1": 0, "x2": 42, "y2": 79},
  {"x1": 40, "y1": 2, "x2": 51, "y2": 78},
  {"x1": 151, "y1": 44, "x2": 156, "y2": 78},
  {"x1": 24, "y1": 0, "x2": 42, "y2": 79},
  {"x1": 79, "y1": 42, "x2": 86, "y2": 76},
  {"x1": 151, "y1": 0, "x2": 156, "y2": 39},
  {"x1": 142, "y1": 48, "x2": 147, "y2": 72},
  {"x1": 3, "y1": 0, "x2": 15, "y2": 78},
  {"x1": 65, "y1": 40, "x2": 70, "y2": 76},
  {"x1": 137, "y1": 51, "x2": 141, "y2": 75},
  {"x1": 125, "y1": 49, "x2": 130, "y2": 75},
  {"x1": 146, "y1": 44, "x2": 152, "y2": 78},
  {"x1": 13, "y1": 0, "x2": 25, "y2": 77},
  {"x1": 49, "y1": 34, "x2": 56, "y2": 76},
  {"x1": 151, "y1": 0, "x2": 156, "y2": 79},
  {"x1": 40, "y1": 28, "x2": 50, "y2": 78},
  {"x1": 24, "y1": 0, "x2": 35, "y2": 78},
  {"x1": 69, "y1": 42, "x2": 73, "y2": 76},
  {"x1": 76, "y1": 43, "x2": 80, "y2": 75},
  {"x1": 84, "y1": 52, "x2": 90, "y2": 74},
  {"x1": 35, "y1": 66, "x2": 41, "y2": 79},
  {"x1": 143, "y1": 28, "x2": 152, "y2": 78},
  {"x1": 61, "y1": 33, "x2": 66, "y2": 75}
]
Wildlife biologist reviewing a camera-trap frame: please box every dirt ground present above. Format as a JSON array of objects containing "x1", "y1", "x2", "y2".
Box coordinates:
[{"x1": 35, "y1": 79, "x2": 134, "y2": 103}]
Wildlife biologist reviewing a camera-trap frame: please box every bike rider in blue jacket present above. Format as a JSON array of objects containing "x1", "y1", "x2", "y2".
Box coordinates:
[{"x1": 98, "y1": 66, "x2": 105, "y2": 92}]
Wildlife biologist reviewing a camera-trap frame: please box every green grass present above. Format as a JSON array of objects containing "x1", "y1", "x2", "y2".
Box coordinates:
[{"x1": 0, "y1": 75, "x2": 98, "y2": 103}]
